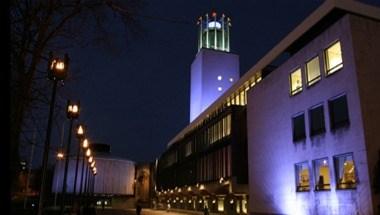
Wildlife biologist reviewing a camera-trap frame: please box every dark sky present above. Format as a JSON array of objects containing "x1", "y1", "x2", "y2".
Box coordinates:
[
  {"x1": 21, "y1": 0, "x2": 380, "y2": 166},
  {"x1": 66, "y1": 0, "x2": 323, "y2": 163}
]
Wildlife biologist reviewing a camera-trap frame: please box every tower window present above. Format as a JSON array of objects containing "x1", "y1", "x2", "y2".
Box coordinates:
[
  {"x1": 217, "y1": 75, "x2": 222, "y2": 81},
  {"x1": 313, "y1": 158, "x2": 331, "y2": 191},
  {"x1": 325, "y1": 41, "x2": 343, "y2": 75},
  {"x1": 290, "y1": 68, "x2": 302, "y2": 96},
  {"x1": 309, "y1": 104, "x2": 325, "y2": 136},
  {"x1": 306, "y1": 56, "x2": 321, "y2": 86},
  {"x1": 218, "y1": 87, "x2": 223, "y2": 91}
]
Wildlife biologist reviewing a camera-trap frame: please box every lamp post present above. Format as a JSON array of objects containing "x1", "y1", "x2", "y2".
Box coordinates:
[
  {"x1": 60, "y1": 100, "x2": 80, "y2": 215},
  {"x1": 73, "y1": 124, "x2": 85, "y2": 197},
  {"x1": 83, "y1": 148, "x2": 92, "y2": 210},
  {"x1": 88, "y1": 161, "x2": 96, "y2": 210},
  {"x1": 38, "y1": 52, "x2": 69, "y2": 215},
  {"x1": 54, "y1": 151, "x2": 64, "y2": 207},
  {"x1": 79, "y1": 138, "x2": 89, "y2": 203}
]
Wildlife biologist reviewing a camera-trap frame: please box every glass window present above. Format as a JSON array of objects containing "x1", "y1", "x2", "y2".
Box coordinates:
[
  {"x1": 218, "y1": 198, "x2": 224, "y2": 212},
  {"x1": 292, "y1": 113, "x2": 306, "y2": 142},
  {"x1": 309, "y1": 105, "x2": 325, "y2": 136},
  {"x1": 325, "y1": 41, "x2": 343, "y2": 75},
  {"x1": 295, "y1": 162, "x2": 310, "y2": 192},
  {"x1": 313, "y1": 158, "x2": 331, "y2": 191},
  {"x1": 185, "y1": 141, "x2": 192, "y2": 157},
  {"x1": 334, "y1": 153, "x2": 357, "y2": 189},
  {"x1": 290, "y1": 68, "x2": 303, "y2": 95},
  {"x1": 329, "y1": 95, "x2": 349, "y2": 130},
  {"x1": 306, "y1": 56, "x2": 321, "y2": 86}
]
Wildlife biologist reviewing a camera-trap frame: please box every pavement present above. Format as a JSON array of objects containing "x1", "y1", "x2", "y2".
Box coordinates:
[{"x1": 96, "y1": 208, "x2": 222, "y2": 215}]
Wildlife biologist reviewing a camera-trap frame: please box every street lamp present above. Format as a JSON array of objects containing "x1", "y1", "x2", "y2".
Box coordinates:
[
  {"x1": 79, "y1": 138, "x2": 89, "y2": 200},
  {"x1": 83, "y1": 149, "x2": 92, "y2": 211},
  {"x1": 60, "y1": 100, "x2": 80, "y2": 215},
  {"x1": 38, "y1": 52, "x2": 69, "y2": 215},
  {"x1": 73, "y1": 124, "x2": 85, "y2": 197},
  {"x1": 54, "y1": 151, "x2": 64, "y2": 207}
]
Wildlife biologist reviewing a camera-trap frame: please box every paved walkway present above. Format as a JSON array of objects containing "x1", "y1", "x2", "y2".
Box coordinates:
[{"x1": 96, "y1": 208, "x2": 223, "y2": 215}]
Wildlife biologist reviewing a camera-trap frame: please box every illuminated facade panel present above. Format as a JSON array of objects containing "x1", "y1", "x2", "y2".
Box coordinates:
[
  {"x1": 190, "y1": 49, "x2": 239, "y2": 122},
  {"x1": 247, "y1": 9, "x2": 380, "y2": 214}
]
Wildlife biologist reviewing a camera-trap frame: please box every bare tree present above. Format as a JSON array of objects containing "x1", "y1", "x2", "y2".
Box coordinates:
[{"x1": 10, "y1": 0, "x2": 142, "y2": 194}]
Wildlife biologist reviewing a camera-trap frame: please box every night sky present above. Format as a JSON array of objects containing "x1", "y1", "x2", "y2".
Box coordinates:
[{"x1": 21, "y1": 0, "x2": 380, "y2": 166}]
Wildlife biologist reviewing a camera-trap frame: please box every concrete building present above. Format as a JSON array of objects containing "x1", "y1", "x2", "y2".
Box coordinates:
[
  {"x1": 245, "y1": 1, "x2": 380, "y2": 214},
  {"x1": 52, "y1": 143, "x2": 136, "y2": 209},
  {"x1": 157, "y1": 1, "x2": 380, "y2": 214}
]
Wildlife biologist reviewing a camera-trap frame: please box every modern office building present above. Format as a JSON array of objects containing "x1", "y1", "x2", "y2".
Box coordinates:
[
  {"x1": 157, "y1": 0, "x2": 380, "y2": 214},
  {"x1": 245, "y1": 1, "x2": 380, "y2": 214}
]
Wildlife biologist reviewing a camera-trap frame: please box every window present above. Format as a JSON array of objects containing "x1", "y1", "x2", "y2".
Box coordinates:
[
  {"x1": 309, "y1": 104, "x2": 325, "y2": 136},
  {"x1": 325, "y1": 41, "x2": 343, "y2": 75},
  {"x1": 185, "y1": 141, "x2": 193, "y2": 157},
  {"x1": 290, "y1": 68, "x2": 303, "y2": 95},
  {"x1": 306, "y1": 56, "x2": 321, "y2": 86},
  {"x1": 334, "y1": 153, "x2": 357, "y2": 189},
  {"x1": 292, "y1": 113, "x2": 305, "y2": 141},
  {"x1": 329, "y1": 95, "x2": 349, "y2": 130},
  {"x1": 295, "y1": 162, "x2": 310, "y2": 191},
  {"x1": 313, "y1": 158, "x2": 331, "y2": 191}
]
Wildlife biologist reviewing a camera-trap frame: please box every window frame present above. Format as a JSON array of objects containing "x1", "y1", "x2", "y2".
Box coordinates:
[
  {"x1": 305, "y1": 55, "x2": 321, "y2": 87},
  {"x1": 295, "y1": 161, "x2": 311, "y2": 192},
  {"x1": 328, "y1": 94, "x2": 350, "y2": 131},
  {"x1": 324, "y1": 40, "x2": 343, "y2": 76},
  {"x1": 308, "y1": 103, "x2": 326, "y2": 136},
  {"x1": 292, "y1": 112, "x2": 306, "y2": 142},
  {"x1": 313, "y1": 157, "x2": 331, "y2": 191},
  {"x1": 333, "y1": 152, "x2": 357, "y2": 190},
  {"x1": 289, "y1": 67, "x2": 303, "y2": 96}
]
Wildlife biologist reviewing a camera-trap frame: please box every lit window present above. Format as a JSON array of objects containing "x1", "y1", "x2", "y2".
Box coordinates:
[
  {"x1": 217, "y1": 75, "x2": 222, "y2": 81},
  {"x1": 328, "y1": 94, "x2": 349, "y2": 130},
  {"x1": 334, "y1": 153, "x2": 357, "y2": 189},
  {"x1": 313, "y1": 158, "x2": 331, "y2": 191},
  {"x1": 218, "y1": 87, "x2": 222, "y2": 91},
  {"x1": 292, "y1": 113, "x2": 305, "y2": 142},
  {"x1": 295, "y1": 162, "x2": 310, "y2": 191},
  {"x1": 290, "y1": 68, "x2": 303, "y2": 95},
  {"x1": 229, "y1": 78, "x2": 234, "y2": 82},
  {"x1": 306, "y1": 56, "x2": 321, "y2": 86},
  {"x1": 325, "y1": 41, "x2": 343, "y2": 75},
  {"x1": 218, "y1": 198, "x2": 224, "y2": 212},
  {"x1": 309, "y1": 104, "x2": 325, "y2": 136}
]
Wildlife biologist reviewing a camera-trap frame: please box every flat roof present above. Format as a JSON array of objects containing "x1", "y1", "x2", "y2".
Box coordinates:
[{"x1": 167, "y1": 0, "x2": 380, "y2": 147}]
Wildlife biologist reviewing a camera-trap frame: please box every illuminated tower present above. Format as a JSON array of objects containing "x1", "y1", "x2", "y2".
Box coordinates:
[{"x1": 190, "y1": 12, "x2": 239, "y2": 122}]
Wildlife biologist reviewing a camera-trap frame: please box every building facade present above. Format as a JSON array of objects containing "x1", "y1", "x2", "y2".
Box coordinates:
[
  {"x1": 157, "y1": 1, "x2": 380, "y2": 215},
  {"x1": 157, "y1": 105, "x2": 248, "y2": 214},
  {"x1": 246, "y1": 1, "x2": 380, "y2": 214},
  {"x1": 52, "y1": 143, "x2": 136, "y2": 209}
]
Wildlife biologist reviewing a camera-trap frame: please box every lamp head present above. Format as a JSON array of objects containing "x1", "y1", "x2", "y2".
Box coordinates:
[
  {"x1": 47, "y1": 52, "x2": 69, "y2": 81},
  {"x1": 82, "y1": 138, "x2": 89, "y2": 149},
  {"x1": 76, "y1": 124, "x2": 85, "y2": 138},
  {"x1": 66, "y1": 100, "x2": 80, "y2": 119}
]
